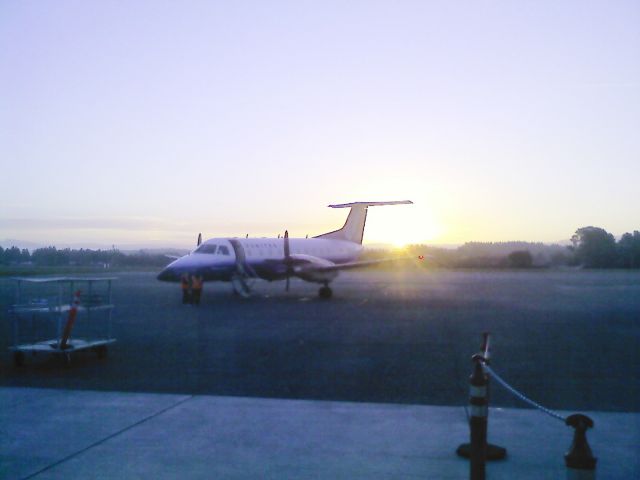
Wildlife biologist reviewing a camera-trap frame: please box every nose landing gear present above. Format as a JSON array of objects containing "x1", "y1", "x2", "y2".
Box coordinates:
[{"x1": 318, "y1": 283, "x2": 333, "y2": 299}]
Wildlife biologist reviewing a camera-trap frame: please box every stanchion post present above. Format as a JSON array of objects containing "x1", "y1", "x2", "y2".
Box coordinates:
[
  {"x1": 468, "y1": 353, "x2": 488, "y2": 480},
  {"x1": 456, "y1": 354, "x2": 490, "y2": 478},
  {"x1": 481, "y1": 332, "x2": 491, "y2": 363},
  {"x1": 565, "y1": 414, "x2": 597, "y2": 479},
  {"x1": 457, "y1": 333, "x2": 506, "y2": 464}
]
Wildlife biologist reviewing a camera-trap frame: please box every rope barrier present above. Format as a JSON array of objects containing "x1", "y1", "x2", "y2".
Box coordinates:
[
  {"x1": 481, "y1": 362, "x2": 567, "y2": 423},
  {"x1": 457, "y1": 333, "x2": 597, "y2": 479}
]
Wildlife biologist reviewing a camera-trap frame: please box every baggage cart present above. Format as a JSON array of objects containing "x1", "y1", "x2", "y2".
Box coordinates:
[{"x1": 8, "y1": 277, "x2": 117, "y2": 366}]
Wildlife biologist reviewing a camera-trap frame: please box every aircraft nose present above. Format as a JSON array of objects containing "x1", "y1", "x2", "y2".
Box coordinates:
[{"x1": 157, "y1": 265, "x2": 179, "y2": 282}]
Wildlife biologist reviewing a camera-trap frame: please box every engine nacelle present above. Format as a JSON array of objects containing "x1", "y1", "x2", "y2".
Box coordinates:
[{"x1": 291, "y1": 254, "x2": 339, "y2": 284}]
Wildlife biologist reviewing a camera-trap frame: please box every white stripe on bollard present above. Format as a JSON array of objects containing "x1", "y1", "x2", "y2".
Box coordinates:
[{"x1": 470, "y1": 385, "x2": 487, "y2": 397}]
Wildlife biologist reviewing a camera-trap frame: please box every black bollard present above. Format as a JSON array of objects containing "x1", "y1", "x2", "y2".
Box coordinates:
[
  {"x1": 565, "y1": 414, "x2": 597, "y2": 479},
  {"x1": 453, "y1": 354, "x2": 490, "y2": 480},
  {"x1": 469, "y1": 354, "x2": 488, "y2": 480},
  {"x1": 457, "y1": 334, "x2": 506, "y2": 465}
]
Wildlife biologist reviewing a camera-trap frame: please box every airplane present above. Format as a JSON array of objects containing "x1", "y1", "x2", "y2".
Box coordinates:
[{"x1": 157, "y1": 200, "x2": 413, "y2": 299}]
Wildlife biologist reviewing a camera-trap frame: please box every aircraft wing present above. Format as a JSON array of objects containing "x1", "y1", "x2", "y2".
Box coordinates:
[{"x1": 294, "y1": 256, "x2": 419, "y2": 274}]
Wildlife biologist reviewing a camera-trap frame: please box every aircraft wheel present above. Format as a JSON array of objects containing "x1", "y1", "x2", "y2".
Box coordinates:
[{"x1": 319, "y1": 286, "x2": 333, "y2": 299}]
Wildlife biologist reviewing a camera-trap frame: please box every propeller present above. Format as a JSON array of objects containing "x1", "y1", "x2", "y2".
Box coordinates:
[
  {"x1": 284, "y1": 230, "x2": 293, "y2": 291},
  {"x1": 197, "y1": 233, "x2": 202, "y2": 247}
]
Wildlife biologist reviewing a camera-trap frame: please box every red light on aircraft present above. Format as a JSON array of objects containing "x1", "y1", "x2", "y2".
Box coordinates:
[{"x1": 418, "y1": 255, "x2": 424, "y2": 261}]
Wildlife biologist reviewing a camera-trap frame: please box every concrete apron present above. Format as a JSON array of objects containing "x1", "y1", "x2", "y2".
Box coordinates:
[{"x1": 1, "y1": 387, "x2": 638, "y2": 479}]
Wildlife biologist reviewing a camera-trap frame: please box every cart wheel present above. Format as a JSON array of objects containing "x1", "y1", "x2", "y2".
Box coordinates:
[
  {"x1": 13, "y1": 351, "x2": 25, "y2": 367},
  {"x1": 95, "y1": 345, "x2": 108, "y2": 359}
]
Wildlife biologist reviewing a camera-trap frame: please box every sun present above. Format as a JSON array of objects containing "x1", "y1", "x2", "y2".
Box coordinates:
[
  {"x1": 391, "y1": 239, "x2": 410, "y2": 249},
  {"x1": 363, "y1": 206, "x2": 442, "y2": 247}
]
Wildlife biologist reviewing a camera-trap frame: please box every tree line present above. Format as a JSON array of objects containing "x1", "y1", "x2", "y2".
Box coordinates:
[
  {"x1": 400, "y1": 226, "x2": 640, "y2": 269},
  {"x1": 570, "y1": 227, "x2": 640, "y2": 268},
  {"x1": 0, "y1": 246, "x2": 170, "y2": 267},
  {"x1": 2, "y1": 225, "x2": 639, "y2": 269}
]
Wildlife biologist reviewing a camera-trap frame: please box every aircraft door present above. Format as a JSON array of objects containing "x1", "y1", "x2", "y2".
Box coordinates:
[{"x1": 228, "y1": 239, "x2": 254, "y2": 277}]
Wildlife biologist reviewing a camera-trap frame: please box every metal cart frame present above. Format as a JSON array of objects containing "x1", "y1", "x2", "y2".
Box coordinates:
[{"x1": 8, "y1": 276, "x2": 117, "y2": 366}]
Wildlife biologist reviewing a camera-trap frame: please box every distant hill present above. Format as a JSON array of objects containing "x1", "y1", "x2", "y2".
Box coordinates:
[
  {"x1": 127, "y1": 248, "x2": 190, "y2": 257},
  {"x1": 456, "y1": 241, "x2": 569, "y2": 266},
  {"x1": 361, "y1": 241, "x2": 573, "y2": 269}
]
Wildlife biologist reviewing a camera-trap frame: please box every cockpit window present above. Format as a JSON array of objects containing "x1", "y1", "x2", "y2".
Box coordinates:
[
  {"x1": 195, "y1": 244, "x2": 218, "y2": 254},
  {"x1": 218, "y1": 246, "x2": 230, "y2": 256}
]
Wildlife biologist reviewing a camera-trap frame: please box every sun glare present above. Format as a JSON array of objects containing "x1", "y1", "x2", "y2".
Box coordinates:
[
  {"x1": 364, "y1": 206, "x2": 441, "y2": 247},
  {"x1": 391, "y1": 239, "x2": 411, "y2": 249}
]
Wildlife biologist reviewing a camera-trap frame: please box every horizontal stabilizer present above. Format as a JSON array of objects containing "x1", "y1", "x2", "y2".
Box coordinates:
[{"x1": 328, "y1": 200, "x2": 413, "y2": 208}]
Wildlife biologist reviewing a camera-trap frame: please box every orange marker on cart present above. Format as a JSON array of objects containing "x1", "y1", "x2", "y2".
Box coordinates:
[{"x1": 59, "y1": 290, "x2": 81, "y2": 350}]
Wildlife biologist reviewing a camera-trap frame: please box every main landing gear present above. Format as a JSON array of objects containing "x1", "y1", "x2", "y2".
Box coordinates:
[{"x1": 319, "y1": 283, "x2": 332, "y2": 299}]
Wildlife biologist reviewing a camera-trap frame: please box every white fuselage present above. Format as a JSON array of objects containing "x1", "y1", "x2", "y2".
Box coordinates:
[
  {"x1": 157, "y1": 237, "x2": 363, "y2": 284},
  {"x1": 157, "y1": 200, "x2": 413, "y2": 293}
]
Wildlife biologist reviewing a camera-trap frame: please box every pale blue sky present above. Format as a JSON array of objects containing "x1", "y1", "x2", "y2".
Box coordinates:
[{"x1": 1, "y1": 1, "x2": 638, "y2": 247}]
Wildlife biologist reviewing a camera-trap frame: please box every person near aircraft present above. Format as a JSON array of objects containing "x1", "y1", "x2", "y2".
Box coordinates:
[
  {"x1": 192, "y1": 274, "x2": 203, "y2": 306},
  {"x1": 181, "y1": 273, "x2": 191, "y2": 304}
]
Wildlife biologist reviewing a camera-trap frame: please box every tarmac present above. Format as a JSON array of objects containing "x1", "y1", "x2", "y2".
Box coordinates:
[
  {"x1": 2, "y1": 270, "x2": 639, "y2": 412},
  {"x1": 2, "y1": 387, "x2": 639, "y2": 479}
]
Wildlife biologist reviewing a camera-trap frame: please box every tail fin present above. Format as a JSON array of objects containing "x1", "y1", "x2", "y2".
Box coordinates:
[{"x1": 315, "y1": 200, "x2": 413, "y2": 244}]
